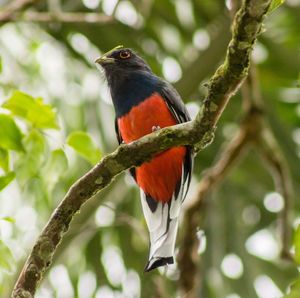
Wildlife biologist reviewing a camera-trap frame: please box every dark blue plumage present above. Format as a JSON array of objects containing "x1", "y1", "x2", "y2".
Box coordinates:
[{"x1": 111, "y1": 72, "x2": 162, "y2": 117}]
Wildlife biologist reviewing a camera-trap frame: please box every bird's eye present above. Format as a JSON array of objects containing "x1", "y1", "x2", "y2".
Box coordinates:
[{"x1": 119, "y1": 50, "x2": 131, "y2": 59}]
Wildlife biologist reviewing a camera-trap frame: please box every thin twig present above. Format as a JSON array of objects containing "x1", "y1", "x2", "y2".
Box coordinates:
[
  {"x1": 0, "y1": 11, "x2": 114, "y2": 23},
  {"x1": 258, "y1": 127, "x2": 293, "y2": 259},
  {"x1": 0, "y1": 0, "x2": 37, "y2": 22},
  {"x1": 12, "y1": 1, "x2": 271, "y2": 296},
  {"x1": 246, "y1": 66, "x2": 293, "y2": 259}
]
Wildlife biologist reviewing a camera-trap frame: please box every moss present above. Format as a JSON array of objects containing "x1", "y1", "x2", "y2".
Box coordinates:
[{"x1": 13, "y1": 289, "x2": 32, "y2": 298}]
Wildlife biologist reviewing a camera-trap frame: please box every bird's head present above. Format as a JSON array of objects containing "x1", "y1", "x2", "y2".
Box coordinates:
[{"x1": 95, "y1": 46, "x2": 152, "y2": 80}]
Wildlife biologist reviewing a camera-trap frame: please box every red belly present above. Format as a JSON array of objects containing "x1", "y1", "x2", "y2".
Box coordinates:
[{"x1": 118, "y1": 93, "x2": 186, "y2": 202}]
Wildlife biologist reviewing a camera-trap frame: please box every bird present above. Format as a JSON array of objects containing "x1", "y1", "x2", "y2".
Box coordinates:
[{"x1": 95, "y1": 46, "x2": 193, "y2": 272}]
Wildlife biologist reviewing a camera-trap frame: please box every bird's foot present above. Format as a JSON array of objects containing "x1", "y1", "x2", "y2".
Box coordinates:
[{"x1": 152, "y1": 125, "x2": 161, "y2": 132}]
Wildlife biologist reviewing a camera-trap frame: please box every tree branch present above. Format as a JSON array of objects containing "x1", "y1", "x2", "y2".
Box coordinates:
[
  {"x1": 258, "y1": 127, "x2": 293, "y2": 259},
  {"x1": 0, "y1": 11, "x2": 114, "y2": 23},
  {"x1": 178, "y1": 62, "x2": 294, "y2": 296},
  {"x1": 12, "y1": 0, "x2": 271, "y2": 297},
  {"x1": 0, "y1": 0, "x2": 37, "y2": 22},
  {"x1": 244, "y1": 66, "x2": 293, "y2": 259},
  {"x1": 178, "y1": 106, "x2": 262, "y2": 297}
]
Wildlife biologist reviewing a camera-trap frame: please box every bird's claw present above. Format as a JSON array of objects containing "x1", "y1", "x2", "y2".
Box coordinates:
[{"x1": 152, "y1": 125, "x2": 161, "y2": 132}]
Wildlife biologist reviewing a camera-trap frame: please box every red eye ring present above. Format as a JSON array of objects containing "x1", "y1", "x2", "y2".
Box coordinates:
[{"x1": 120, "y1": 50, "x2": 131, "y2": 59}]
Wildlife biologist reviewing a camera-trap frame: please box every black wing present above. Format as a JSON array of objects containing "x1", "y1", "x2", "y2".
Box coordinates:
[
  {"x1": 160, "y1": 81, "x2": 191, "y2": 123},
  {"x1": 114, "y1": 118, "x2": 123, "y2": 145},
  {"x1": 160, "y1": 81, "x2": 193, "y2": 201},
  {"x1": 115, "y1": 118, "x2": 136, "y2": 179}
]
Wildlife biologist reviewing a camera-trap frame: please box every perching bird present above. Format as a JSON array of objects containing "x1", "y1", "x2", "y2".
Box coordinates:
[{"x1": 96, "y1": 46, "x2": 192, "y2": 272}]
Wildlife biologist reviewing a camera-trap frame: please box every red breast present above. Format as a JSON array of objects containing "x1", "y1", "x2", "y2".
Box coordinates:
[{"x1": 118, "y1": 93, "x2": 186, "y2": 202}]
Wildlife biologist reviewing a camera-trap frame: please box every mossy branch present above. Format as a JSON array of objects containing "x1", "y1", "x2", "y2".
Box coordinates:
[{"x1": 12, "y1": 0, "x2": 271, "y2": 297}]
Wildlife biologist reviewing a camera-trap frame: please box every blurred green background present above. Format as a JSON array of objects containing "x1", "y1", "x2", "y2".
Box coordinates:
[{"x1": 0, "y1": 0, "x2": 300, "y2": 297}]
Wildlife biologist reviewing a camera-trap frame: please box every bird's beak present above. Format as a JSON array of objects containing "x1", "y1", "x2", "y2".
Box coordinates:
[
  {"x1": 95, "y1": 45, "x2": 124, "y2": 66},
  {"x1": 94, "y1": 56, "x2": 115, "y2": 65}
]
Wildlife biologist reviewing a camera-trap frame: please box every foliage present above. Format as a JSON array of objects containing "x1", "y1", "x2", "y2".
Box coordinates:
[
  {"x1": 0, "y1": 240, "x2": 15, "y2": 274},
  {"x1": 269, "y1": 0, "x2": 285, "y2": 12},
  {"x1": 67, "y1": 131, "x2": 102, "y2": 164},
  {"x1": 0, "y1": 90, "x2": 100, "y2": 295},
  {"x1": 3, "y1": 91, "x2": 59, "y2": 129},
  {"x1": 284, "y1": 226, "x2": 300, "y2": 297}
]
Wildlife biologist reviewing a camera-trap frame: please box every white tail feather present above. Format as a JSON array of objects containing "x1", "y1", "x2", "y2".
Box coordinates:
[
  {"x1": 140, "y1": 166, "x2": 188, "y2": 271},
  {"x1": 140, "y1": 191, "x2": 181, "y2": 271}
]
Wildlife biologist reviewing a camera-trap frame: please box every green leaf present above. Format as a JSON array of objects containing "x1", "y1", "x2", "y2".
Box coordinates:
[
  {"x1": 0, "y1": 240, "x2": 15, "y2": 274},
  {"x1": 0, "y1": 56, "x2": 2, "y2": 73},
  {"x1": 42, "y1": 149, "x2": 68, "y2": 191},
  {"x1": 0, "y1": 217, "x2": 15, "y2": 223},
  {"x1": 67, "y1": 131, "x2": 101, "y2": 164},
  {"x1": 0, "y1": 172, "x2": 15, "y2": 191},
  {"x1": 2, "y1": 91, "x2": 58, "y2": 129},
  {"x1": 0, "y1": 149, "x2": 9, "y2": 172},
  {"x1": 15, "y1": 130, "x2": 45, "y2": 182},
  {"x1": 0, "y1": 114, "x2": 23, "y2": 151},
  {"x1": 294, "y1": 225, "x2": 300, "y2": 264},
  {"x1": 268, "y1": 0, "x2": 285, "y2": 13}
]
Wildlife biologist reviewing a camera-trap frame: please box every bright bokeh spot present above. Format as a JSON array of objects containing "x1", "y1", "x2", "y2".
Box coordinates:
[
  {"x1": 115, "y1": 1, "x2": 138, "y2": 26},
  {"x1": 263, "y1": 192, "x2": 284, "y2": 213},
  {"x1": 193, "y1": 29, "x2": 210, "y2": 50},
  {"x1": 95, "y1": 286, "x2": 114, "y2": 298},
  {"x1": 101, "y1": 0, "x2": 118, "y2": 15},
  {"x1": 162, "y1": 57, "x2": 182, "y2": 83},
  {"x1": 246, "y1": 229, "x2": 279, "y2": 261},
  {"x1": 95, "y1": 204, "x2": 115, "y2": 227},
  {"x1": 252, "y1": 42, "x2": 268, "y2": 64},
  {"x1": 186, "y1": 102, "x2": 200, "y2": 119},
  {"x1": 101, "y1": 246, "x2": 126, "y2": 286},
  {"x1": 221, "y1": 254, "x2": 244, "y2": 279},
  {"x1": 254, "y1": 275, "x2": 283, "y2": 298},
  {"x1": 69, "y1": 33, "x2": 90, "y2": 54},
  {"x1": 82, "y1": 0, "x2": 100, "y2": 9},
  {"x1": 175, "y1": 0, "x2": 195, "y2": 28},
  {"x1": 36, "y1": 287, "x2": 53, "y2": 298},
  {"x1": 225, "y1": 0, "x2": 233, "y2": 10},
  {"x1": 280, "y1": 88, "x2": 300, "y2": 103},
  {"x1": 49, "y1": 265, "x2": 74, "y2": 298},
  {"x1": 197, "y1": 230, "x2": 207, "y2": 254},
  {"x1": 161, "y1": 25, "x2": 181, "y2": 53},
  {"x1": 122, "y1": 270, "x2": 141, "y2": 297},
  {"x1": 78, "y1": 271, "x2": 97, "y2": 298}
]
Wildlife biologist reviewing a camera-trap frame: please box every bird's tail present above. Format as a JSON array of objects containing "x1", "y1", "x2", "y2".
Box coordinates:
[
  {"x1": 144, "y1": 217, "x2": 179, "y2": 272},
  {"x1": 140, "y1": 190, "x2": 181, "y2": 272}
]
